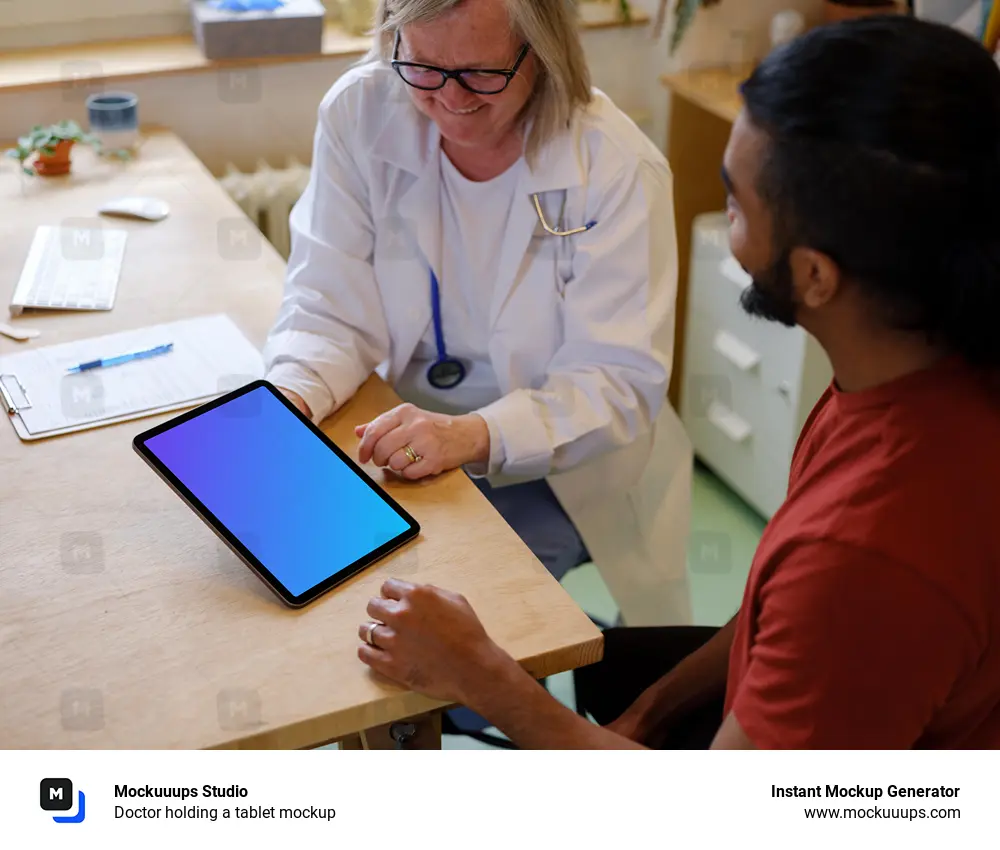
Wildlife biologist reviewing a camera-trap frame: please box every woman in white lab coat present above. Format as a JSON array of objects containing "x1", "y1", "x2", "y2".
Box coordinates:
[{"x1": 264, "y1": 0, "x2": 693, "y2": 627}]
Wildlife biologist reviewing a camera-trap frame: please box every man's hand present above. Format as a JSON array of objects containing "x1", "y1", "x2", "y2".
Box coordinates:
[
  {"x1": 354, "y1": 403, "x2": 489, "y2": 479},
  {"x1": 605, "y1": 708, "x2": 652, "y2": 745},
  {"x1": 277, "y1": 386, "x2": 312, "y2": 420},
  {"x1": 358, "y1": 579, "x2": 649, "y2": 749},
  {"x1": 357, "y1": 579, "x2": 514, "y2": 705}
]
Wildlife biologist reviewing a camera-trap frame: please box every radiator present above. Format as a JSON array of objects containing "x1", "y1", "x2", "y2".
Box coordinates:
[
  {"x1": 219, "y1": 159, "x2": 310, "y2": 259},
  {"x1": 219, "y1": 119, "x2": 661, "y2": 258}
]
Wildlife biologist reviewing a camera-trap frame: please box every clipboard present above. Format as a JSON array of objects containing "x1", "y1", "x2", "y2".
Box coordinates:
[{"x1": 0, "y1": 314, "x2": 265, "y2": 442}]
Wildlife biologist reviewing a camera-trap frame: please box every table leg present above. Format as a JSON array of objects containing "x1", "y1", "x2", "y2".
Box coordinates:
[
  {"x1": 339, "y1": 734, "x2": 365, "y2": 750},
  {"x1": 339, "y1": 712, "x2": 442, "y2": 750}
]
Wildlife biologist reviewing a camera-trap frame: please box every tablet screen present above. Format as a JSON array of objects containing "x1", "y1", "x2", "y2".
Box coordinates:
[{"x1": 136, "y1": 383, "x2": 417, "y2": 604}]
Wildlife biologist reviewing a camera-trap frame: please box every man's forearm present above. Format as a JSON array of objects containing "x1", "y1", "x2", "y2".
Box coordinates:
[{"x1": 463, "y1": 652, "x2": 645, "y2": 750}]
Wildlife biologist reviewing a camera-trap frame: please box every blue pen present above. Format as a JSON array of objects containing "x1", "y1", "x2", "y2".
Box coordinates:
[{"x1": 67, "y1": 342, "x2": 174, "y2": 373}]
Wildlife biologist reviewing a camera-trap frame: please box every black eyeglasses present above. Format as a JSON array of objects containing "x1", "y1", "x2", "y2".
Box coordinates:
[{"x1": 391, "y1": 30, "x2": 531, "y2": 96}]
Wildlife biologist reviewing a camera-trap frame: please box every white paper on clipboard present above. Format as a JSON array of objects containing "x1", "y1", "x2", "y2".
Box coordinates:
[{"x1": 0, "y1": 314, "x2": 264, "y2": 441}]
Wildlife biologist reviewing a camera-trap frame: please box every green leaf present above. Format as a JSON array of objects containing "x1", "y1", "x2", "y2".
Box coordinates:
[
  {"x1": 12, "y1": 118, "x2": 92, "y2": 157},
  {"x1": 670, "y1": 0, "x2": 702, "y2": 55}
]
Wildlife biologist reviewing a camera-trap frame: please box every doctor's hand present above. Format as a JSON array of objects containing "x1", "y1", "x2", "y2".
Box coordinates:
[
  {"x1": 276, "y1": 387, "x2": 312, "y2": 420},
  {"x1": 358, "y1": 579, "x2": 514, "y2": 705},
  {"x1": 354, "y1": 404, "x2": 490, "y2": 480}
]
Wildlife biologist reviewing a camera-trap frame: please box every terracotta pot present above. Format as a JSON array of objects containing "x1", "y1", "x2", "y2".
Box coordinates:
[
  {"x1": 824, "y1": 1, "x2": 903, "y2": 24},
  {"x1": 33, "y1": 139, "x2": 74, "y2": 176}
]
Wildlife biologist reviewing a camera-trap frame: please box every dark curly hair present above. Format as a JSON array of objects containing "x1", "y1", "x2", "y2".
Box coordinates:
[{"x1": 741, "y1": 16, "x2": 1000, "y2": 367}]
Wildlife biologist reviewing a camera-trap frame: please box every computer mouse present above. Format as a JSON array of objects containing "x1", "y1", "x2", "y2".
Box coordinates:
[
  {"x1": 0, "y1": 321, "x2": 40, "y2": 341},
  {"x1": 98, "y1": 196, "x2": 170, "y2": 222}
]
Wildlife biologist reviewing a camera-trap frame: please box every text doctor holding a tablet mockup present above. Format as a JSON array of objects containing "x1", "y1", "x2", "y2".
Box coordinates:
[{"x1": 263, "y1": 0, "x2": 693, "y2": 625}]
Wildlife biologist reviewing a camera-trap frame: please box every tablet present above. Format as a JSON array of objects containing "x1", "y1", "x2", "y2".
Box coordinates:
[{"x1": 132, "y1": 380, "x2": 419, "y2": 608}]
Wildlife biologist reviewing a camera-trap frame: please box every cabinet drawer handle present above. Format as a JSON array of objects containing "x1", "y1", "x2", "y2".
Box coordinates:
[
  {"x1": 707, "y1": 401, "x2": 752, "y2": 443},
  {"x1": 713, "y1": 329, "x2": 761, "y2": 372},
  {"x1": 720, "y1": 256, "x2": 752, "y2": 290}
]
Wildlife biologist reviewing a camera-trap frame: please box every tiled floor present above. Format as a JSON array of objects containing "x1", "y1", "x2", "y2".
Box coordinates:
[{"x1": 442, "y1": 462, "x2": 767, "y2": 749}]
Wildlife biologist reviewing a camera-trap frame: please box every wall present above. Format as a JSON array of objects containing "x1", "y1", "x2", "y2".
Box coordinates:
[
  {"x1": 0, "y1": 0, "x2": 194, "y2": 52},
  {"x1": 649, "y1": 0, "x2": 824, "y2": 146},
  {"x1": 0, "y1": 0, "x2": 823, "y2": 175},
  {"x1": 0, "y1": 17, "x2": 657, "y2": 175}
]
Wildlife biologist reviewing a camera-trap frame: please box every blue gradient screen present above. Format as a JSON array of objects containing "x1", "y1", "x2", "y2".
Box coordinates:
[{"x1": 143, "y1": 385, "x2": 412, "y2": 598}]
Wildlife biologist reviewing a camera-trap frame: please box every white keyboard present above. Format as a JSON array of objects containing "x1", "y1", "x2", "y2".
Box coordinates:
[{"x1": 10, "y1": 225, "x2": 128, "y2": 316}]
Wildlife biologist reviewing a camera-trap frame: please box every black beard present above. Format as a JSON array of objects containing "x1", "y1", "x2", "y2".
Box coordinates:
[{"x1": 740, "y1": 251, "x2": 798, "y2": 328}]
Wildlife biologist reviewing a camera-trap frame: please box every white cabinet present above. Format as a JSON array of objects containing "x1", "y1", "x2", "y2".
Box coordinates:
[{"x1": 680, "y1": 212, "x2": 832, "y2": 518}]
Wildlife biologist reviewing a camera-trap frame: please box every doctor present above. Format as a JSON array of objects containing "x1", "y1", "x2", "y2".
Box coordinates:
[{"x1": 264, "y1": 0, "x2": 693, "y2": 625}]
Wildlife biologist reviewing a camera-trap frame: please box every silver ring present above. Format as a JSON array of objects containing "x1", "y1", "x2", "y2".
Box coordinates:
[{"x1": 365, "y1": 621, "x2": 380, "y2": 647}]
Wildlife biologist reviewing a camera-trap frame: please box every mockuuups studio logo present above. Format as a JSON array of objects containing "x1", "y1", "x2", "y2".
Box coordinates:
[
  {"x1": 61, "y1": 532, "x2": 105, "y2": 575},
  {"x1": 40, "y1": 778, "x2": 87, "y2": 823},
  {"x1": 60, "y1": 220, "x2": 105, "y2": 262},
  {"x1": 217, "y1": 66, "x2": 262, "y2": 104},
  {"x1": 689, "y1": 531, "x2": 733, "y2": 575},
  {"x1": 688, "y1": 374, "x2": 731, "y2": 419},
  {"x1": 379, "y1": 215, "x2": 417, "y2": 261},
  {"x1": 60, "y1": 371, "x2": 105, "y2": 420},
  {"x1": 217, "y1": 688, "x2": 264, "y2": 731},
  {"x1": 60, "y1": 60, "x2": 103, "y2": 104},
  {"x1": 217, "y1": 218, "x2": 263, "y2": 261}
]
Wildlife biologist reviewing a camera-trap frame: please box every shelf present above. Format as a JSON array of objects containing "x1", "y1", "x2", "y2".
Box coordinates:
[
  {"x1": 0, "y1": 8, "x2": 649, "y2": 95},
  {"x1": 661, "y1": 65, "x2": 752, "y2": 125}
]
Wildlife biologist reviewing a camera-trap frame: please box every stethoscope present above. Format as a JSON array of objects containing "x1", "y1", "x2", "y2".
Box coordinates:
[{"x1": 426, "y1": 193, "x2": 598, "y2": 390}]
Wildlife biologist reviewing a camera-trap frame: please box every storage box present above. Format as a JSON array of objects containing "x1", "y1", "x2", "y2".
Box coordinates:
[{"x1": 190, "y1": 0, "x2": 326, "y2": 61}]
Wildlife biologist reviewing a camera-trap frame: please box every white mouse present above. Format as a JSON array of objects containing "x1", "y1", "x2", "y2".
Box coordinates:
[{"x1": 98, "y1": 196, "x2": 170, "y2": 222}]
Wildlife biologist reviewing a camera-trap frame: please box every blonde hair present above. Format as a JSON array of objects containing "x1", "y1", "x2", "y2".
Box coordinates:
[{"x1": 369, "y1": 0, "x2": 593, "y2": 161}]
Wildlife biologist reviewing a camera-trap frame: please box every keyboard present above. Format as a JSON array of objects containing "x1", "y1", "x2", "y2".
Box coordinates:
[{"x1": 10, "y1": 225, "x2": 128, "y2": 316}]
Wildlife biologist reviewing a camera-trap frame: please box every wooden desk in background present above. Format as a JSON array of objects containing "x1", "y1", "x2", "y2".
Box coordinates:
[
  {"x1": 0, "y1": 130, "x2": 602, "y2": 749},
  {"x1": 661, "y1": 67, "x2": 745, "y2": 410}
]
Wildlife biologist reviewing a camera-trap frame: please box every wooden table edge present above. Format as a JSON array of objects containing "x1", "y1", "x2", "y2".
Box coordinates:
[{"x1": 210, "y1": 632, "x2": 605, "y2": 750}]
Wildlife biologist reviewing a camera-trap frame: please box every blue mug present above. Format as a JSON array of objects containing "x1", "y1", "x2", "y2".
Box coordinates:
[{"x1": 86, "y1": 91, "x2": 139, "y2": 152}]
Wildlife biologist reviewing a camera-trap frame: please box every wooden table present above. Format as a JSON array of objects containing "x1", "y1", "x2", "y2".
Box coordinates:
[
  {"x1": 662, "y1": 66, "x2": 745, "y2": 410},
  {"x1": 0, "y1": 130, "x2": 602, "y2": 749}
]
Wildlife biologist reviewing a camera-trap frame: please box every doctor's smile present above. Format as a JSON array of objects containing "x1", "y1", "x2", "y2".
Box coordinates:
[{"x1": 265, "y1": 0, "x2": 690, "y2": 623}]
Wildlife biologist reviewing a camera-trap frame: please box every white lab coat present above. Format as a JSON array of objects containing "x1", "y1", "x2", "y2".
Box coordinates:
[{"x1": 264, "y1": 62, "x2": 694, "y2": 626}]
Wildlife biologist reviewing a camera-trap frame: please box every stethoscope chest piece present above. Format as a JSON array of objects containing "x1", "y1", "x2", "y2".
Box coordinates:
[
  {"x1": 422, "y1": 193, "x2": 597, "y2": 393},
  {"x1": 427, "y1": 357, "x2": 467, "y2": 390}
]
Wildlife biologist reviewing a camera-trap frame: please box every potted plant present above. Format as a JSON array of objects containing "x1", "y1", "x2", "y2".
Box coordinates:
[
  {"x1": 656, "y1": 0, "x2": 725, "y2": 55},
  {"x1": 4, "y1": 120, "x2": 102, "y2": 176},
  {"x1": 824, "y1": 0, "x2": 904, "y2": 23}
]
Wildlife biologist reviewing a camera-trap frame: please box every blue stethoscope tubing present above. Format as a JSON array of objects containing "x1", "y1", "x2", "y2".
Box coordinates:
[
  {"x1": 425, "y1": 194, "x2": 598, "y2": 391},
  {"x1": 426, "y1": 268, "x2": 467, "y2": 390}
]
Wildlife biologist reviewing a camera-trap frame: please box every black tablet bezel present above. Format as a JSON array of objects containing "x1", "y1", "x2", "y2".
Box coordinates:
[{"x1": 132, "y1": 379, "x2": 420, "y2": 608}]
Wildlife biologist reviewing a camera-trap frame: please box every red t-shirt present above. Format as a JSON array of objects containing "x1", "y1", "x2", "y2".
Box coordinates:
[{"x1": 725, "y1": 356, "x2": 1000, "y2": 748}]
